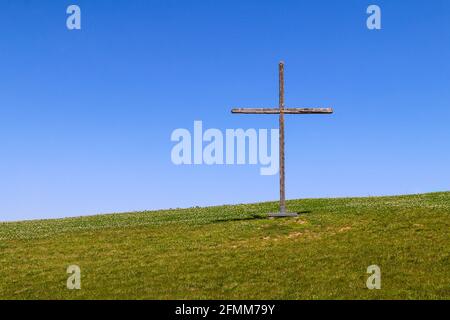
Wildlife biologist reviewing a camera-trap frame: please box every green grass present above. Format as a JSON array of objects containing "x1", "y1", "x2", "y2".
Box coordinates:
[{"x1": 1, "y1": 192, "x2": 449, "y2": 299}]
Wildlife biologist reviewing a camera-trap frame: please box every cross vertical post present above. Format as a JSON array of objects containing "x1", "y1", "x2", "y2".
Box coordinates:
[
  {"x1": 231, "y1": 62, "x2": 333, "y2": 217},
  {"x1": 279, "y1": 62, "x2": 286, "y2": 214}
]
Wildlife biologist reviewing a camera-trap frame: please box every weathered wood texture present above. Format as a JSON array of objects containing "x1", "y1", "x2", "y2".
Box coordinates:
[
  {"x1": 279, "y1": 62, "x2": 286, "y2": 213},
  {"x1": 231, "y1": 108, "x2": 333, "y2": 114}
]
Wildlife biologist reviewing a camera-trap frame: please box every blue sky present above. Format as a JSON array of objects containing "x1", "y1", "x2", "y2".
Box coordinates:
[{"x1": 1, "y1": 0, "x2": 449, "y2": 221}]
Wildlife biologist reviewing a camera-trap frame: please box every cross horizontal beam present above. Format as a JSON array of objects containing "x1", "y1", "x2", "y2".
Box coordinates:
[{"x1": 231, "y1": 107, "x2": 333, "y2": 114}]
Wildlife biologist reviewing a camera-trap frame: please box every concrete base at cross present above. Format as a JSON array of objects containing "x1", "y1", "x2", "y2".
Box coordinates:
[{"x1": 267, "y1": 212, "x2": 298, "y2": 218}]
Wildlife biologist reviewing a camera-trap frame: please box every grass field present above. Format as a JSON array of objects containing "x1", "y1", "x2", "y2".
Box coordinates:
[{"x1": 0, "y1": 192, "x2": 449, "y2": 299}]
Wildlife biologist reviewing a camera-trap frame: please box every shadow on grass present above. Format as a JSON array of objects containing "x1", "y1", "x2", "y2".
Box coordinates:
[
  {"x1": 213, "y1": 214, "x2": 267, "y2": 223},
  {"x1": 213, "y1": 211, "x2": 312, "y2": 223}
]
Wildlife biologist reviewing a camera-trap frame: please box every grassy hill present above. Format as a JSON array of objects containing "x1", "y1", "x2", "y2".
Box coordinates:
[{"x1": 0, "y1": 192, "x2": 449, "y2": 299}]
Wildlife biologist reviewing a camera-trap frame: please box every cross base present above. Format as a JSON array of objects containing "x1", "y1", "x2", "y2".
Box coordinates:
[{"x1": 267, "y1": 212, "x2": 298, "y2": 218}]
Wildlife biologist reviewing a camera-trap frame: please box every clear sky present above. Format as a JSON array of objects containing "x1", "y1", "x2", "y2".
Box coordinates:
[{"x1": 1, "y1": 0, "x2": 449, "y2": 221}]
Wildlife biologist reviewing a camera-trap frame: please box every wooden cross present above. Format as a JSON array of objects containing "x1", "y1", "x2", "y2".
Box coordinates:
[{"x1": 231, "y1": 61, "x2": 333, "y2": 217}]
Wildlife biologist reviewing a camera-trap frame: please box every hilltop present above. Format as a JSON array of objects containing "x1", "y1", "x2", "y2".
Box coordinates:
[{"x1": 0, "y1": 192, "x2": 449, "y2": 299}]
